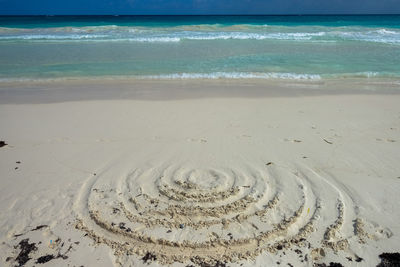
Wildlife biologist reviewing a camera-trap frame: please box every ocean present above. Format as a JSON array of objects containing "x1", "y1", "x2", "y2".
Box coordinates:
[{"x1": 0, "y1": 15, "x2": 399, "y2": 81}]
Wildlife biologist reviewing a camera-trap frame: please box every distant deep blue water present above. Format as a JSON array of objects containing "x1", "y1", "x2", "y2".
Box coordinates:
[{"x1": 0, "y1": 15, "x2": 400, "y2": 81}]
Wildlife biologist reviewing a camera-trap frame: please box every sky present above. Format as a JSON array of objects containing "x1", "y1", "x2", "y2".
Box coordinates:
[{"x1": 0, "y1": 0, "x2": 400, "y2": 15}]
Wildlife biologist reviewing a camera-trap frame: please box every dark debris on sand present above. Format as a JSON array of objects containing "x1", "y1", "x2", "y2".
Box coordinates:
[
  {"x1": 31, "y1": 225, "x2": 48, "y2": 231},
  {"x1": 36, "y1": 254, "x2": 55, "y2": 264},
  {"x1": 142, "y1": 252, "x2": 157, "y2": 264},
  {"x1": 118, "y1": 222, "x2": 131, "y2": 232},
  {"x1": 15, "y1": 239, "x2": 37, "y2": 267},
  {"x1": 315, "y1": 263, "x2": 344, "y2": 267},
  {"x1": 355, "y1": 255, "x2": 363, "y2": 262},
  {"x1": 188, "y1": 258, "x2": 227, "y2": 267},
  {"x1": 33, "y1": 243, "x2": 71, "y2": 264},
  {"x1": 0, "y1": 141, "x2": 7, "y2": 148},
  {"x1": 198, "y1": 261, "x2": 227, "y2": 267},
  {"x1": 9, "y1": 227, "x2": 76, "y2": 266},
  {"x1": 377, "y1": 252, "x2": 400, "y2": 267}
]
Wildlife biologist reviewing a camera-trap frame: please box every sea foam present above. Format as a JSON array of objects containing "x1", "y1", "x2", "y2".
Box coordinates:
[{"x1": 142, "y1": 72, "x2": 322, "y2": 80}]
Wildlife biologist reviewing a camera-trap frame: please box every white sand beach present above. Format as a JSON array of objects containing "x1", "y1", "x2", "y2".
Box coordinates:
[{"x1": 0, "y1": 79, "x2": 400, "y2": 267}]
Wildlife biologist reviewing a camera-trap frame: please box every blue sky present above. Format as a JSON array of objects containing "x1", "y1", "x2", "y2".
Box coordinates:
[{"x1": 1, "y1": 0, "x2": 400, "y2": 15}]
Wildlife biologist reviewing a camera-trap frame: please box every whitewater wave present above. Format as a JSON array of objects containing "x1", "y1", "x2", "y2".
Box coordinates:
[
  {"x1": 0, "y1": 24, "x2": 399, "y2": 44},
  {"x1": 139, "y1": 72, "x2": 400, "y2": 80},
  {"x1": 185, "y1": 32, "x2": 326, "y2": 40},
  {"x1": 333, "y1": 29, "x2": 400, "y2": 44},
  {"x1": 0, "y1": 72, "x2": 321, "y2": 82},
  {"x1": 0, "y1": 34, "x2": 109, "y2": 40},
  {"x1": 2, "y1": 71, "x2": 400, "y2": 83},
  {"x1": 0, "y1": 31, "x2": 326, "y2": 42},
  {"x1": 142, "y1": 72, "x2": 321, "y2": 80}
]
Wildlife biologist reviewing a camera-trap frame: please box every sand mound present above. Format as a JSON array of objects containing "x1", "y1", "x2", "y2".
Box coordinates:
[{"x1": 73, "y1": 162, "x2": 388, "y2": 266}]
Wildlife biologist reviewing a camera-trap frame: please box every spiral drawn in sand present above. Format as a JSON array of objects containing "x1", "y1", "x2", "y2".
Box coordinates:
[{"x1": 73, "y1": 162, "x2": 380, "y2": 265}]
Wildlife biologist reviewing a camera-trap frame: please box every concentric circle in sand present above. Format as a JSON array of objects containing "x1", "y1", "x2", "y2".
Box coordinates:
[{"x1": 74, "y1": 162, "x2": 380, "y2": 265}]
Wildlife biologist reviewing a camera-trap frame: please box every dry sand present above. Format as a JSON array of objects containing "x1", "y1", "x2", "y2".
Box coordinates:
[{"x1": 0, "y1": 79, "x2": 400, "y2": 267}]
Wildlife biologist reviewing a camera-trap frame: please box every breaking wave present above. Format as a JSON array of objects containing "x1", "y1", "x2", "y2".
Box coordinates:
[
  {"x1": 0, "y1": 25, "x2": 399, "y2": 44},
  {"x1": 142, "y1": 72, "x2": 322, "y2": 80}
]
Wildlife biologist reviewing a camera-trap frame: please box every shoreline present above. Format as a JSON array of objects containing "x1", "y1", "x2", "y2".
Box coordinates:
[{"x1": 1, "y1": 77, "x2": 399, "y2": 104}]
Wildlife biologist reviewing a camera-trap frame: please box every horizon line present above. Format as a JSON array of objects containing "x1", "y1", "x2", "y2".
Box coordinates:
[{"x1": 1, "y1": 14, "x2": 400, "y2": 16}]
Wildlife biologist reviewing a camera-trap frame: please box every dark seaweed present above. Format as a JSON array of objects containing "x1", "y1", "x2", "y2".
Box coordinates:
[
  {"x1": 377, "y1": 253, "x2": 400, "y2": 267},
  {"x1": 31, "y1": 225, "x2": 48, "y2": 231},
  {"x1": 198, "y1": 261, "x2": 227, "y2": 267},
  {"x1": 36, "y1": 254, "x2": 54, "y2": 264},
  {"x1": 15, "y1": 239, "x2": 37, "y2": 267},
  {"x1": 142, "y1": 252, "x2": 157, "y2": 264},
  {"x1": 355, "y1": 255, "x2": 363, "y2": 262},
  {"x1": 315, "y1": 263, "x2": 344, "y2": 267}
]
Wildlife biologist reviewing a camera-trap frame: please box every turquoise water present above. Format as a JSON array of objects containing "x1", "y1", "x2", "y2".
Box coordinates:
[{"x1": 0, "y1": 15, "x2": 400, "y2": 81}]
